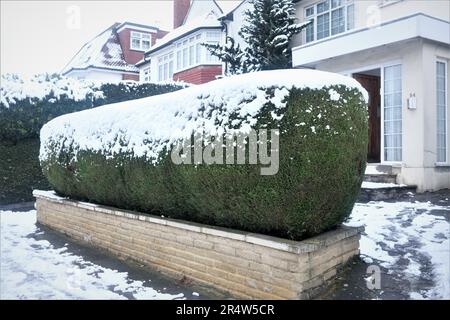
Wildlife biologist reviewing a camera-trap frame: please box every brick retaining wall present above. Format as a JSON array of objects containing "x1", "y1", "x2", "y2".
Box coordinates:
[{"x1": 34, "y1": 190, "x2": 361, "y2": 299}]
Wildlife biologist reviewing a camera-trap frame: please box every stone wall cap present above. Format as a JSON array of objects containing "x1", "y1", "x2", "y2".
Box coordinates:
[{"x1": 34, "y1": 189, "x2": 363, "y2": 254}]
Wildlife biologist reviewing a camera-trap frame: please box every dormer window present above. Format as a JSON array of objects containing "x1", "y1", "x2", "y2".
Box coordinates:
[{"x1": 131, "y1": 32, "x2": 151, "y2": 51}]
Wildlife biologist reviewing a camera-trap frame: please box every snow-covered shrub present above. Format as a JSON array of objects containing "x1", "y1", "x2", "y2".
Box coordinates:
[
  {"x1": 40, "y1": 70, "x2": 368, "y2": 240},
  {"x1": 0, "y1": 73, "x2": 186, "y2": 142}
]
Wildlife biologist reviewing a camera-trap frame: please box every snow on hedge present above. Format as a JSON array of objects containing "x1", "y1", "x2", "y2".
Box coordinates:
[
  {"x1": 0, "y1": 74, "x2": 101, "y2": 108},
  {"x1": 40, "y1": 69, "x2": 368, "y2": 164},
  {"x1": 0, "y1": 73, "x2": 188, "y2": 109}
]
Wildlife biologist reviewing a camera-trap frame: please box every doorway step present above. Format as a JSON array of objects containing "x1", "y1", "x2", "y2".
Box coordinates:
[{"x1": 359, "y1": 164, "x2": 417, "y2": 201}]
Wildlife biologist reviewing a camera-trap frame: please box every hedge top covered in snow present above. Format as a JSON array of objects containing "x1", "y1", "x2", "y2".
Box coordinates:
[
  {"x1": 40, "y1": 69, "x2": 368, "y2": 164},
  {"x1": 0, "y1": 74, "x2": 100, "y2": 108},
  {"x1": 0, "y1": 73, "x2": 187, "y2": 109}
]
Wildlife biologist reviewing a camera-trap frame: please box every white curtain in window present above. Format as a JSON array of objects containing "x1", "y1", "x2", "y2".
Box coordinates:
[
  {"x1": 437, "y1": 61, "x2": 447, "y2": 162},
  {"x1": 384, "y1": 65, "x2": 402, "y2": 161}
]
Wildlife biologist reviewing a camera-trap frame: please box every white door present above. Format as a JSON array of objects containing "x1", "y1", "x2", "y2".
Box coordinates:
[{"x1": 383, "y1": 64, "x2": 402, "y2": 162}]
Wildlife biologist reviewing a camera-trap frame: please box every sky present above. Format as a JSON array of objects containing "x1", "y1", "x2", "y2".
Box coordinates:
[{"x1": 0, "y1": 0, "x2": 239, "y2": 77}]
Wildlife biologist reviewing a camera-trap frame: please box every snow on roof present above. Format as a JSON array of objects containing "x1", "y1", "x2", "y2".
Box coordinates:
[
  {"x1": 217, "y1": 0, "x2": 243, "y2": 16},
  {"x1": 61, "y1": 24, "x2": 139, "y2": 75},
  {"x1": 40, "y1": 69, "x2": 368, "y2": 164},
  {"x1": 148, "y1": 12, "x2": 222, "y2": 54}
]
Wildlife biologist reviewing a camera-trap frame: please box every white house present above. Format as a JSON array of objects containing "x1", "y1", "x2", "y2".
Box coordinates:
[{"x1": 291, "y1": 0, "x2": 450, "y2": 191}]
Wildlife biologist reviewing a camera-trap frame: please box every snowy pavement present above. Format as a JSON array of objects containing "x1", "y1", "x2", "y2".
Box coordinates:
[
  {"x1": 1, "y1": 194, "x2": 449, "y2": 300},
  {"x1": 344, "y1": 200, "x2": 449, "y2": 299},
  {"x1": 0, "y1": 209, "x2": 207, "y2": 300}
]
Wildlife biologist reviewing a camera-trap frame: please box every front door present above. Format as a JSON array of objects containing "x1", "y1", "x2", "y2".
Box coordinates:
[{"x1": 353, "y1": 73, "x2": 381, "y2": 163}]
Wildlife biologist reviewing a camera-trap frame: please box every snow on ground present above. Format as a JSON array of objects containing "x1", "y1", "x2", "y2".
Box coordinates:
[
  {"x1": 2, "y1": 199, "x2": 448, "y2": 300},
  {"x1": 0, "y1": 210, "x2": 185, "y2": 300},
  {"x1": 346, "y1": 201, "x2": 450, "y2": 299},
  {"x1": 364, "y1": 165, "x2": 388, "y2": 175},
  {"x1": 361, "y1": 181, "x2": 406, "y2": 189}
]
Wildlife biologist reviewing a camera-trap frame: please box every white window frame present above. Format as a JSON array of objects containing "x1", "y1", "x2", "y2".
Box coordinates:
[
  {"x1": 304, "y1": 0, "x2": 355, "y2": 44},
  {"x1": 142, "y1": 66, "x2": 151, "y2": 82},
  {"x1": 436, "y1": 58, "x2": 448, "y2": 164},
  {"x1": 343, "y1": 60, "x2": 403, "y2": 165},
  {"x1": 157, "y1": 52, "x2": 174, "y2": 82},
  {"x1": 130, "y1": 31, "x2": 152, "y2": 51},
  {"x1": 174, "y1": 30, "x2": 221, "y2": 73},
  {"x1": 382, "y1": 63, "x2": 403, "y2": 163}
]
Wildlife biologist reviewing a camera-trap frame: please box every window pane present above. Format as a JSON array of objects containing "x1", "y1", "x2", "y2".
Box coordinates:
[
  {"x1": 436, "y1": 61, "x2": 447, "y2": 162},
  {"x1": 331, "y1": 0, "x2": 342, "y2": 8},
  {"x1": 164, "y1": 63, "x2": 168, "y2": 80},
  {"x1": 317, "y1": 0, "x2": 329, "y2": 14},
  {"x1": 131, "y1": 32, "x2": 140, "y2": 38},
  {"x1": 331, "y1": 8, "x2": 345, "y2": 35},
  {"x1": 384, "y1": 64, "x2": 402, "y2": 161},
  {"x1": 183, "y1": 48, "x2": 188, "y2": 68},
  {"x1": 131, "y1": 38, "x2": 140, "y2": 49},
  {"x1": 177, "y1": 50, "x2": 182, "y2": 70},
  {"x1": 317, "y1": 13, "x2": 330, "y2": 40},
  {"x1": 158, "y1": 65, "x2": 163, "y2": 81},
  {"x1": 142, "y1": 34, "x2": 151, "y2": 40},
  {"x1": 305, "y1": 18, "x2": 314, "y2": 43},
  {"x1": 347, "y1": 4, "x2": 354, "y2": 30},
  {"x1": 142, "y1": 40, "x2": 150, "y2": 50},
  {"x1": 196, "y1": 43, "x2": 201, "y2": 63},
  {"x1": 169, "y1": 61, "x2": 173, "y2": 79},
  {"x1": 305, "y1": 7, "x2": 314, "y2": 17},
  {"x1": 189, "y1": 45, "x2": 194, "y2": 65}
]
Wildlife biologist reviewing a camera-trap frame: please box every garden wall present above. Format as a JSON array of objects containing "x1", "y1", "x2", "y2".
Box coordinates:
[{"x1": 34, "y1": 190, "x2": 362, "y2": 300}]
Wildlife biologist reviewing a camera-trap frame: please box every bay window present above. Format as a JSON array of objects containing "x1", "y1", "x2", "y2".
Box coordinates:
[
  {"x1": 304, "y1": 0, "x2": 354, "y2": 43},
  {"x1": 157, "y1": 52, "x2": 173, "y2": 82},
  {"x1": 173, "y1": 31, "x2": 221, "y2": 73}
]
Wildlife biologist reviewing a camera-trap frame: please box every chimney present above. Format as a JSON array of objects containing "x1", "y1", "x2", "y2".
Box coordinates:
[{"x1": 173, "y1": 0, "x2": 190, "y2": 29}]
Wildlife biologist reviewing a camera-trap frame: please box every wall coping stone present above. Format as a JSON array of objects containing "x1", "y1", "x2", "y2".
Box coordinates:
[{"x1": 33, "y1": 190, "x2": 363, "y2": 254}]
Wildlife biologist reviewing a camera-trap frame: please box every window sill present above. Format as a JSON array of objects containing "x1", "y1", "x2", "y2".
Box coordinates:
[
  {"x1": 130, "y1": 48, "x2": 148, "y2": 52},
  {"x1": 435, "y1": 163, "x2": 450, "y2": 167}
]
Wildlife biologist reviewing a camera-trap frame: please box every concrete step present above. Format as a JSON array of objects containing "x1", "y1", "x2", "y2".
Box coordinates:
[
  {"x1": 364, "y1": 164, "x2": 400, "y2": 184},
  {"x1": 364, "y1": 174, "x2": 397, "y2": 184},
  {"x1": 359, "y1": 181, "x2": 417, "y2": 202}
]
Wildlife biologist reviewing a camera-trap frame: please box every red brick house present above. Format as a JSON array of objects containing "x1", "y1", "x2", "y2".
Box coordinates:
[
  {"x1": 62, "y1": 22, "x2": 167, "y2": 81},
  {"x1": 138, "y1": 0, "x2": 241, "y2": 84}
]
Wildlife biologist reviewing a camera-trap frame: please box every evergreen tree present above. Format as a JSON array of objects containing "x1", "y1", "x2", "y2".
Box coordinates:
[
  {"x1": 202, "y1": 37, "x2": 248, "y2": 75},
  {"x1": 204, "y1": 0, "x2": 309, "y2": 74}
]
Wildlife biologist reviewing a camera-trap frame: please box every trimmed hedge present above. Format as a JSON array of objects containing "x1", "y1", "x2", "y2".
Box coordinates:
[
  {"x1": 0, "y1": 74, "x2": 186, "y2": 143},
  {"x1": 40, "y1": 70, "x2": 368, "y2": 240},
  {"x1": 0, "y1": 74, "x2": 185, "y2": 204},
  {"x1": 0, "y1": 138, "x2": 51, "y2": 204}
]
